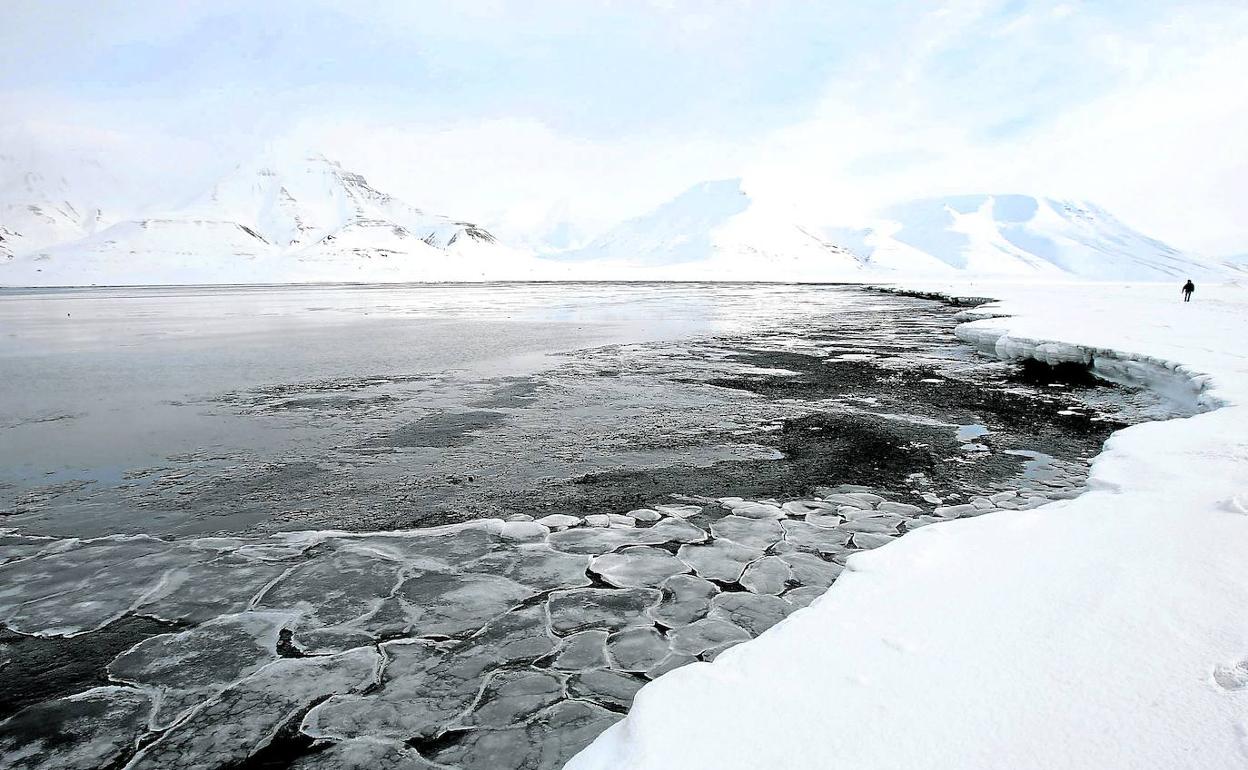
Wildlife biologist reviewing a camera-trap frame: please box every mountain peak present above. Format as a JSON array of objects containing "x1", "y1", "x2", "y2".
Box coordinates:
[{"x1": 1, "y1": 152, "x2": 511, "y2": 285}]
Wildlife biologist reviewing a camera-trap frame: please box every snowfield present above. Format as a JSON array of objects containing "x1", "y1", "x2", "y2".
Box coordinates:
[{"x1": 567, "y1": 280, "x2": 1248, "y2": 770}]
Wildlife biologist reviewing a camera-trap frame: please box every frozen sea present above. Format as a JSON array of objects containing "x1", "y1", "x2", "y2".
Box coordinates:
[{"x1": 0, "y1": 283, "x2": 1173, "y2": 770}]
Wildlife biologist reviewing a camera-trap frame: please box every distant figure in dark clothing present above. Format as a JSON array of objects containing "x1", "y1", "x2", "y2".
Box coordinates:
[{"x1": 1182, "y1": 280, "x2": 1195, "y2": 302}]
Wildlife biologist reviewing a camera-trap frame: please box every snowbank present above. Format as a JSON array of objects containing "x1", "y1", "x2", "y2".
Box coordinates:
[{"x1": 567, "y1": 281, "x2": 1248, "y2": 770}]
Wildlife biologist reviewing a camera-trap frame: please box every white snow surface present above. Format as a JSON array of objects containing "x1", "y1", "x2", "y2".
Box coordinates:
[
  {"x1": 568, "y1": 280, "x2": 1248, "y2": 770},
  {"x1": 551, "y1": 182, "x2": 1234, "y2": 283},
  {"x1": 5, "y1": 162, "x2": 1239, "y2": 285},
  {"x1": 0, "y1": 154, "x2": 546, "y2": 285}
]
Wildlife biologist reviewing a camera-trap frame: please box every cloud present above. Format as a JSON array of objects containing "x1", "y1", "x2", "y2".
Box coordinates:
[
  {"x1": 1, "y1": 0, "x2": 1244, "y2": 254},
  {"x1": 739, "y1": 1, "x2": 1248, "y2": 255}
]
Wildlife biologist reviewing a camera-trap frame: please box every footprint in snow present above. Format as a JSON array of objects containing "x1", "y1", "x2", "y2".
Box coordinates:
[{"x1": 1213, "y1": 660, "x2": 1248, "y2": 691}]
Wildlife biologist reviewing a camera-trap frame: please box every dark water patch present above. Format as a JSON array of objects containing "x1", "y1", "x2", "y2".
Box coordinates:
[
  {"x1": 0, "y1": 615, "x2": 183, "y2": 720},
  {"x1": 377, "y1": 411, "x2": 508, "y2": 448},
  {"x1": 1012, "y1": 358, "x2": 1102, "y2": 387},
  {"x1": 470, "y1": 377, "x2": 542, "y2": 409}
]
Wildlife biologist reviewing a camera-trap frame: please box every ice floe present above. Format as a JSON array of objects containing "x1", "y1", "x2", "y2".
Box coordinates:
[{"x1": 0, "y1": 472, "x2": 1084, "y2": 768}]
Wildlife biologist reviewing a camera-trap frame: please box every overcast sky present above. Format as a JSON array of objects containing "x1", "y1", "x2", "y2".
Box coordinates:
[{"x1": 2, "y1": 0, "x2": 1245, "y2": 253}]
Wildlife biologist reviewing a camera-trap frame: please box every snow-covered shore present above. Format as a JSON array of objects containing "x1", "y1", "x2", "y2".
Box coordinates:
[{"x1": 567, "y1": 281, "x2": 1248, "y2": 770}]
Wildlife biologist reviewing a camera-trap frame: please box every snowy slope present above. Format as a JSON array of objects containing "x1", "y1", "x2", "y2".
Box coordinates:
[
  {"x1": 569, "y1": 280, "x2": 1248, "y2": 770},
  {"x1": 554, "y1": 179, "x2": 870, "y2": 280},
  {"x1": 863, "y1": 194, "x2": 1217, "y2": 280},
  {"x1": 185, "y1": 154, "x2": 497, "y2": 252},
  {"x1": 0, "y1": 152, "x2": 112, "y2": 259},
  {"x1": 552, "y1": 185, "x2": 1226, "y2": 282},
  {"x1": 0, "y1": 154, "x2": 527, "y2": 286}
]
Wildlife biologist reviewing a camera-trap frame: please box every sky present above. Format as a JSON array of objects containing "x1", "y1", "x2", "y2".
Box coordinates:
[{"x1": 1, "y1": 0, "x2": 1246, "y2": 254}]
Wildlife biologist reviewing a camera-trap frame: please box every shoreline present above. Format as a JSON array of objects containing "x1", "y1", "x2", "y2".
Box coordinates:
[
  {"x1": 567, "y1": 280, "x2": 1248, "y2": 770},
  {"x1": 0, "y1": 284, "x2": 1148, "y2": 769}
]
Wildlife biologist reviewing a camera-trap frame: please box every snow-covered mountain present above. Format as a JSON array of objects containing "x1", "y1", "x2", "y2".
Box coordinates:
[
  {"x1": 554, "y1": 181, "x2": 1229, "y2": 282},
  {"x1": 553, "y1": 179, "x2": 871, "y2": 280},
  {"x1": 861, "y1": 194, "x2": 1213, "y2": 280},
  {"x1": 0, "y1": 151, "x2": 115, "y2": 260},
  {"x1": 2, "y1": 158, "x2": 1234, "y2": 285},
  {"x1": 0, "y1": 154, "x2": 536, "y2": 285}
]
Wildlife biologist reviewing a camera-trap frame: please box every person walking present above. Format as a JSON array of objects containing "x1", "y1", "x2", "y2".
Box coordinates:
[{"x1": 1182, "y1": 279, "x2": 1195, "y2": 302}]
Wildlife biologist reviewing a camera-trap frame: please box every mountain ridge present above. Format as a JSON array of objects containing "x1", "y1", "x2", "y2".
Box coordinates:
[
  {"x1": 0, "y1": 153, "x2": 521, "y2": 285},
  {"x1": 554, "y1": 180, "x2": 1231, "y2": 282},
  {"x1": 1, "y1": 159, "x2": 1235, "y2": 285}
]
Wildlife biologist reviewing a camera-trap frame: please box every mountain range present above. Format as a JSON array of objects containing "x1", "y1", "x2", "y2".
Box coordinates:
[
  {"x1": 0, "y1": 153, "x2": 534, "y2": 285},
  {"x1": 0, "y1": 155, "x2": 1236, "y2": 285}
]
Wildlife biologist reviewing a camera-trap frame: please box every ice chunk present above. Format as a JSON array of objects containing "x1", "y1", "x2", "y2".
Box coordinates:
[
  {"x1": 844, "y1": 492, "x2": 885, "y2": 505},
  {"x1": 294, "y1": 627, "x2": 377, "y2": 654},
  {"x1": 254, "y1": 550, "x2": 401, "y2": 632},
  {"x1": 393, "y1": 572, "x2": 535, "y2": 637},
  {"x1": 0, "y1": 536, "x2": 200, "y2": 636},
  {"x1": 648, "y1": 574, "x2": 720, "y2": 627},
  {"x1": 668, "y1": 618, "x2": 750, "y2": 657},
  {"x1": 464, "y1": 604, "x2": 557, "y2": 665},
  {"x1": 428, "y1": 700, "x2": 620, "y2": 770},
  {"x1": 678, "y1": 540, "x2": 764, "y2": 582},
  {"x1": 302, "y1": 640, "x2": 486, "y2": 742},
  {"x1": 535, "y1": 514, "x2": 581, "y2": 530},
  {"x1": 728, "y1": 502, "x2": 785, "y2": 519},
  {"x1": 654, "y1": 504, "x2": 703, "y2": 519},
  {"x1": 804, "y1": 512, "x2": 843, "y2": 529},
  {"x1": 547, "y1": 519, "x2": 706, "y2": 555},
  {"x1": 346, "y1": 523, "x2": 503, "y2": 567},
  {"x1": 876, "y1": 501, "x2": 925, "y2": 515},
  {"x1": 817, "y1": 494, "x2": 875, "y2": 509},
  {"x1": 852, "y1": 532, "x2": 897, "y2": 549},
  {"x1": 606, "y1": 627, "x2": 671, "y2": 673},
  {"x1": 627, "y1": 508, "x2": 661, "y2": 522},
  {"x1": 547, "y1": 588, "x2": 662, "y2": 635},
  {"x1": 645, "y1": 652, "x2": 698, "y2": 680},
  {"x1": 567, "y1": 669, "x2": 645, "y2": 711},
  {"x1": 709, "y1": 515, "x2": 783, "y2": 550},
  {"x1": 0, "y1": 686, "x2": 152, "y2": 770},
  {"x1": 839, "y1": 514, "x2": 903, "y2": 534},
  {"x1": 782, "y1": 585, "x2": 827, "y2": 609},
  {"x1": 778, "y1": 552, "x2": 843, "y2": 588},
  {"x1": 708, "y1": 593, "x2": 793, "y2": 636},
  {"x1": 548, "y1": 630, "x2": 609, "y2": 671},
  {"x1": 934, "y1": 503, "x2": 977, "y2": 518},
  {"x1": 108, "y1": 611, "x2": 293, "y2": 729},
  {"x1": 739, "y1": 556, "x2": 792, "y2": 595},
  {"x1": 780, "y1": 520, "x2": 853, "y2": 556},
  {"x1": 499, "y1": 521, "x2": 550, "y2": 541},
  {"x1": 0, "y1": 535, "x2": 54, "y2": 566},
  {"x1": 134, "y1": 556, "x2": 291, "y2": 623},
  {"x1": 589, "y1": 547, "x2": 689, "y2": 588},
  {"x1": 781, "y1": 500, "x2": 837, "y2": 516},
  {"x1": 289, "y1": 737, "x2": 436, "y2": 769},
  {"x1": 460, "y1": 669, "x2": 564, "y2": 728},
  {"x1": 129, "y1": 647, "x2": 381, "y2": 770},
  {"x1": 465, "y1": 545, "x2": 592, "y2": 592}
]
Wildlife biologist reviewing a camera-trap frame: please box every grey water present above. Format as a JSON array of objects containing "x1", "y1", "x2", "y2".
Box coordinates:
[
  {"x1": 0, "y1": 282, "x2": 1178, "y2": 770},
  {"x1": 1, "y1": 282, "x2": 984, "y2": 537}
]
